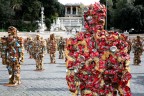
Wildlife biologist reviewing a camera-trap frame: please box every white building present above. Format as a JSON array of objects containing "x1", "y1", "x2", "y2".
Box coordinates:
[{"x1": 50, "y1": 3, "x2": 83, "y2": 32}]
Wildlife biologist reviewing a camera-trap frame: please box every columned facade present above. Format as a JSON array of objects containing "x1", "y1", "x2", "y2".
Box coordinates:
[
  {"x1": 65, "y1": 4, "x2": 82, "y2": 17},
  {"x1": 50, "y1": 3, "x2": 83, "y2": 32}
]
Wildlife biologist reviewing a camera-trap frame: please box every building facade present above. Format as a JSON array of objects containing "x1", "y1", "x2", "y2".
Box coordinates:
[{"x1": 50, "y1": 3, "x2": 84, "y2": 32}]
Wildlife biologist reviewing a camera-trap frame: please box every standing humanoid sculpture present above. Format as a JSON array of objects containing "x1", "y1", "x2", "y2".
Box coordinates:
[
  {"x1": 65, "y1": 2, "x2": 132, "y2": 96},
  {"x1": 49, "y1": 34, "x2": 57, "y2": 63},
  {"x1": 32, "y1": 35, "x2": 46, "y2": 70},
  {"x1": 132, "y1": 36, "x2": 143, "y2": 65},
  {"x1": 58, "y1": 37, "x2": 65, "y2": 59},
  {"x1": 1, "y1": 26, "x2": 24, "y2": 86}
]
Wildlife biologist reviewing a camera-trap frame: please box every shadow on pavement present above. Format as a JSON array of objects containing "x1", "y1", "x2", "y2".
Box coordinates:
[
  {"x1": 132, "y1": 76, "x2": 144, "y2": 86},
  {"x1": 131, "y1": 73, "x2": 144, "y2": 74},
  {"x1": 27, "y1": 87, "x2": 69, "y2": 91},
  {"x1": 132, "y1": 93, "x2": 144, "y2": 96},
  {"x1": 22, "y1": 77, "x2": 65, "y2": 80},
  {"x1": 54, "y1": 71, "x2": 66, "y2": 73},
  {"x1": 56, "y1": 65, "x2": 66, "y2": 67}
]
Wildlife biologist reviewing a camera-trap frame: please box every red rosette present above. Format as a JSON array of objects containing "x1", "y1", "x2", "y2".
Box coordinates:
[
  {"x1": 71, "y1": 38, "x2": 78, "y2": 45},
  {"x1": 112, "y1": 40, "x2": 119, "y2": 46},
  {"x1": 99, "y1": 60, "x2": 106, "y2": 70},
  {"x1": 98, "y1": 89, "x2": 105, "y2": 96},
  {"x1": 66, "y1": 75, "x2": 75, "y2": 82},
  {"x1": 66, "y1": 45, "x2": 73, "y2": 51},
  {"x1": 83, "y1": 52, "x2": 90, "y2": 60},
  {"x1": 76, "y1": 32, "x2": 84, "y2": 41},
  {"x1": 78, "y1": 44, "x2": 84, "y2": 52},
  {"x1": 84, "y1": 32, "x2": 91, "y2": 38},
  {"x1": 90, "y1": 51, "x2": 99, "y2": 58},
  {"x1": 80, "y1": 82, "x2": 86, "y2": 90},
  {"x1": 104, "y1": 69, "x2": 116, "y2": 75},
  {"x1": 69, "y1": 51, "x2": 74, "y2": 57},
  {"x1": 73, "y1": 52, "x2": 79, "y2": 58},
  {"x1": 67, "y1": 61, "x2": 74, "y2": 69},
  {"x1": 121, "y1": 72, "x2": 132, "y2": 83},
  {"x1": 123, "y1": 86, "x2": 132, "y2": 96},
  {"x1": 68, "y1": 83, "x2": 77, "y2": 93},
  {"x1": 82, "y1": 93, "x2": 93, "y2": 96},
  {"x1": 109, "y1": 55, "x2": 117, "y2": 64}
]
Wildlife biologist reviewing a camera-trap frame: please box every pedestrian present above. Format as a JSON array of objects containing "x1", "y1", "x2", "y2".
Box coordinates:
[
  {"x1": 49, "y1": 34, "x2": 57, "y2": 63},
  {"x1": 1, "y1": 26, "x2": 24, "y2": 86}
]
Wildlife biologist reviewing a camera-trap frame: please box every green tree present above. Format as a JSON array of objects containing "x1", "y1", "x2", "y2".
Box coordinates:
[
  {"x1": 0, "y1": 0, "x2": 15, "y2": 30},
  {"x1": 134, "y1": 0, "x2": 144, "y2": 6}
]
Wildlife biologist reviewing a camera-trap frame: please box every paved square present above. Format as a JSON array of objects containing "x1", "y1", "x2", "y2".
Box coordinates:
[{"x1": 0, "y1": 51, "x2": 144, "y2": 96}]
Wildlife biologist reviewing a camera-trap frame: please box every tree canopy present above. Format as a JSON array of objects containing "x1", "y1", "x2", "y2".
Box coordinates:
[
  {"x1": 0, "y1": 0, "x2": 64, "y2": 31},
  {"x1": 100, "y1": 0, "x2": 144, "y2": 33}
]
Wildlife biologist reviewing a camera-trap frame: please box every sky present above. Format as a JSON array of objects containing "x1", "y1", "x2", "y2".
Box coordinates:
[{"x1": 58, "y1": 0, "x2": 100, "y2": 5}]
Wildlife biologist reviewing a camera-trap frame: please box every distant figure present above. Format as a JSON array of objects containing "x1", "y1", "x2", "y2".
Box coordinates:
[
  {"x1": 1, "y1": 26, "x2": 24, "y2": 86},
  {"x1": 46, "y1": 38, "x2": 50, "y2": 54},
  {"x1": 58, "y1": 37, "x2": 65, "y2": 59},
  {"x1": 49, "y1": 34, "x2": 57, "y2": 63},
  {"x1": 33, "y1": 35, "x2": 47, "y2": 70},
  {"x1": 127, "y1": 38, "x2": 132, "y2": 54},
  {"x1": 25, "y1": 37, "x2": 34, "y2": 58},
  {"x1": 132, "y1": 36, "x2": 143, "y2": 65}
]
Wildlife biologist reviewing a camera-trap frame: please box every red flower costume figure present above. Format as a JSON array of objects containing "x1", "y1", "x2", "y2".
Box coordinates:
[
  {"x1": 65, "y1": 2, "x2": 132, "y2": 96},
  {"x1": 1, "y1": 26, "x2": 24, "y2": 86}
]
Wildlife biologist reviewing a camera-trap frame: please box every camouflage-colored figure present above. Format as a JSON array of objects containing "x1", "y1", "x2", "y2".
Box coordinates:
[
  {"x1": 46, "y1": 38, "x2": 50, "y2": 54},
  {"x1": 24, "y1": 37, "x2": 29, "y2": 52},
  {"x1": 49, "y1": 34, "x2": 57, "y2": 63},
  {"x1": 1, "y1": 26, "x2": 24, "y2": 86},
  {"x1": 32, "y1": 35, "x2": 46, "y2": 70},
  {"x1": 58, "y1": 37, "x2": 65, "y2": 59},
  {"x1": 132, "y1": 36, "x2": 143, "y2": 65},
  {"x1": 27, "y1": 37, "x2": 34, "y2": 58},
  {"x1": 127, "y1": 39, "x2": 132, "y2": 54}
]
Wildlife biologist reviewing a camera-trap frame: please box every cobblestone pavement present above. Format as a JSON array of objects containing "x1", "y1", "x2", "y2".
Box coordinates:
[{"x1": 0, "y1": 51, "x2": 144, "y2": 96}]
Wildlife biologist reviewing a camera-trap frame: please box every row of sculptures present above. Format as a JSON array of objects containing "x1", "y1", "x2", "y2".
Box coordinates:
[
  {"x1": 0, "y1": 2, "x2": 143, "y2": 96},
  {"x1": 0, "y1": 27, "x2": 65, "y2": 86},
  {"x1": 24, "y1": 34, "x2": 65, "y2": 70}
]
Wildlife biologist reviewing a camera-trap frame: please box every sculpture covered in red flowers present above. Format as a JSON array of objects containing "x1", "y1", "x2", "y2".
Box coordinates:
[{"x1": 65, "y1": 2, "x2": 132, "y2": 96}]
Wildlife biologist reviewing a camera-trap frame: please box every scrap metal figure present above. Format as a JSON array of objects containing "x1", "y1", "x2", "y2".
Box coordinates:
[
  {"x1": 46, "y1": 38, "x2": 50, "y2": 54},
  {"x1": 127, "y1": 38, "x2": 132, "y2": 54},
  {"x1": 1, "y1": 26, "x2": 24, "y2": 86},
  {"x1": 132, "y1": 36, "x2": 143, "y2": 65},
  {"x1": 32, "y1": 35, "x2": 46, "y2": 70},
  {"x1": 65, "y1": 2, "x2": 132, "y2": 96},
  {"x1": 49, "y1": 34, "x2": 57, "y2": 63},
  {"x1": 58, "y1": 37, "x2": 65, "y2": 59},
  {"x1": 25, "y1": 37, "x2": 34, "y2": 58}
]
